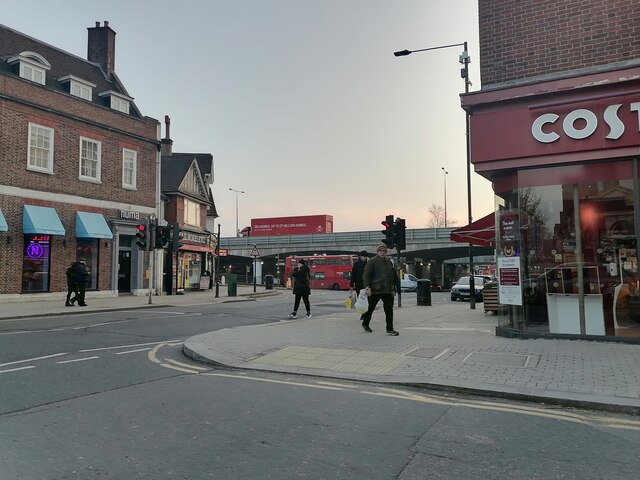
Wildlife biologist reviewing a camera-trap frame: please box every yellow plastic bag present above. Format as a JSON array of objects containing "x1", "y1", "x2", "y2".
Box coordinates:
[{"x1": 345, "y1": 296, "x2": 352, "y2": 310}]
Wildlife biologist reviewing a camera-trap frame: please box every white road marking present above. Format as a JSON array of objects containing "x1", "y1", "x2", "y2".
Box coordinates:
[
  {"x1": 57, "y1": 356, "x2": 100, "y2": 364},
  {"x1": 0, "y1": 352, "x2": 68, "y2": 367},
  {"x1": 0, "y1": 366, "x2": 36, "y2": 373},
  {"x1": 0, "y1": 328, "x2": 66, "y2": 335},
  {"x1": 115, "y1": 348, "x2": 153, "y2": 355},
  {"x1": 79, "y1": 340, "x2": 181, "y2": 353},
  {"x1": 164, "y1": 358, "x2": 209, "y2": 371},
  {"x1": 73, "y1": 322, "x2": 112, "y2": 329}
]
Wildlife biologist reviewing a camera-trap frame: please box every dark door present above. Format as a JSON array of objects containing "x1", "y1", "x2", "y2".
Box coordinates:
[{"x1": 118, "y1": 250, "x2": 132, "y2": 292}]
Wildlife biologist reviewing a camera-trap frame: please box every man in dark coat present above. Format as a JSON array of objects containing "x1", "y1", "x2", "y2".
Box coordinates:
[
  {"x1": 350, "y1": 250, "x2": 368, "y2": 296},
  {"x1": 288, "y1": 259, "x2": 312, "y2": 319},
  {"x1": 69, "y1": 261, "x2": 90, "y2": 306},
  {"x1": 361, "y1": 244, "x2": 400, "y2": 335},
  {"x1": 65, "y1": 262, "x2": 77, "y2": 306},
  {"x1": 350, "y1": 250, "x2": 368, "y2": 319}
]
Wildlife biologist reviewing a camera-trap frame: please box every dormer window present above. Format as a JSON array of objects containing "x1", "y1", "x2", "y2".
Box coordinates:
[
  {"x1": 59, "y1": 75, "x2": 96, "y2": 101},
  {"x1": 7, "y1": 51, "x2": 51, "y2": 85},
  {"x1": 98, "y1": 90, "x2": 133, "y2": 114}
]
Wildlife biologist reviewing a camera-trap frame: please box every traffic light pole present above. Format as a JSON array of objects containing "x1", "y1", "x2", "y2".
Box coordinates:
[
  {"x1": 215, "y1": 224, "x2": 220, "y2": 298},
  {"x1": 148, "y1": 215, "x2": 156, "y2": 305},
  {"x1": 396, "y1": 249, "x2": 402, "y2": 308}
]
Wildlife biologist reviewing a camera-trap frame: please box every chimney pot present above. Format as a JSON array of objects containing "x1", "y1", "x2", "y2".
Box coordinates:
[{"x1": 95, "y1": 21, "x2": 100, "y2": 27}]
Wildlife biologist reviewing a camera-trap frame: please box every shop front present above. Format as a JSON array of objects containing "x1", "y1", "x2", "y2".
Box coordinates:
[
  {"x1": 165, "y1": 227, "x2": 213, "y2": 294},
  {"x1": 464, "y1": 65, "x2": 640, "y2": 340}
]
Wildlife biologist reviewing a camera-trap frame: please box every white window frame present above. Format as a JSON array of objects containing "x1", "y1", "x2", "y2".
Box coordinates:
[
  {"x1": 27, "y1": 123, "x2": 54, "y2": 174},
  {"x1": 184, "y1": 199, "x2": 201, "y2": 227},
  {"x1": 98, "y1": 90, "x2": 133, "y2": 114},
  {"x1": 8, "y1": 52, "x2": 50, "y2": 85},
  {"x1": 79, "y1": 137, "x2": 102, "y2": 182},
  {"x1": 122, "y1": 148, "x2": 137, "y2": 189},
  {"x1": 59, "y1": 76, "x2": 96, "y2": 101},
  {"x1": 111, "y1": 96, "x2": 130, "y2": 114}
]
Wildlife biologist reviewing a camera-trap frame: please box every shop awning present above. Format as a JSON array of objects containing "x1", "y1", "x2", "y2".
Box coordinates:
[
  {"x1": 0, "y1": 209, "x2": 7, "y2": 232},
  {"x1": 76, "y1": 212, "x2": 113, "y2": 239},
  {"x1": 179, "y1": 244, "x2": 213, "y2": 253},
  {"x1": 23, "y1": 205, "x2": 65, "y2": 235},
  {"x1": 450, "y1": 212, "x2": 495, "y2": 247}
]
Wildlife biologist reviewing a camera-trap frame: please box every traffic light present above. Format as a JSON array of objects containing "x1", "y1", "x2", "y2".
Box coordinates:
[
  {"x1": 154, "y1": 225, "x2": 171, "y2": 249},
  {"x1": 381, "y1": 214, "x2": 395, "y2": 249},
  {"x1": 135, "y1": 222, "x2": 148, "y2": 250},
  {"x1": 170, "y1": 223, "x2": 185, "y2": 252},
  {"x1": 394, "y1": 218, "x2": 406, "y2": 251}
]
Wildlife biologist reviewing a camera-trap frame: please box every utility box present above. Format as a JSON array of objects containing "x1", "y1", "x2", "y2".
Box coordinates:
[
  {"x1": 417, "y1": 279, "x2": 432, "y2": 306},
  {"x1": 227, "y1": 274, "x2": 237, "y2": 297}
]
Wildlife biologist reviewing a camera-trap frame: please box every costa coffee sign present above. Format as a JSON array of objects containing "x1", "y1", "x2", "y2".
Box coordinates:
[
  {"x1": 467, "y1": 81, "x2": 640, "y2": 167},
  {"x1": 532, "y1": 102, "x2": 640, "y2": 143}
]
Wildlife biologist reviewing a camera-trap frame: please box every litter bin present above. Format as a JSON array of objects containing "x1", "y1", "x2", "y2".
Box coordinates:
[
  {"x1": 227, "y1": 273, "x2": 237, "y2": 297},
  {"x1": 264, "y1": 274, "x2": 274, "y2": 290},
  {"x1": 417, "y1": 279, "x2": 432, "y2": 306}
]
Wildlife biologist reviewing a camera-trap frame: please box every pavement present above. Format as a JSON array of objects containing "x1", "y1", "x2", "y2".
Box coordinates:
[{"x1": 3, "y1": 287, "x2": 640, "y2": 414}]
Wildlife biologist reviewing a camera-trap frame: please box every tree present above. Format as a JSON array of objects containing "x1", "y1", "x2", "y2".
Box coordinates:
[{"x1": 427, "y1": 203, "x2": 455, "y2": 228}]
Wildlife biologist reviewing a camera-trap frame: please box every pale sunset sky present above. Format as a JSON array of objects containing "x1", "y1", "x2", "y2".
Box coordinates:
[{"x1": 1, "y1": 0, "x2": 494, "y2": 237}]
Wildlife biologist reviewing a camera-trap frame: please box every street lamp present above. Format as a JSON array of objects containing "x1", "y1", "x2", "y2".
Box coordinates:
[
  {"x1": 395, "y1": 41, "x2": 476, "y2": 309},
  {"x1": 441, "y1": 167, "x2": 448, "y2": 228},
  {"x1": 228, "y1": 187, "x2": 245, "y2": 237}
]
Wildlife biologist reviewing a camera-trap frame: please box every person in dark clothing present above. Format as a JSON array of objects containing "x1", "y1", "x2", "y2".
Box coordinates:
[
  {"x1": 65, "y1": 263, "x2": 78, "y2": 306},
  {"x1": 69, "y1": 261, "x2": 90, "y2": 306},
  {"x1": 361, "y1": 244, "x2": 400, "y2": 336},
  {"x1": 350, "y1": 250, "x2": 369, "y2": 319},
  {"x1": 350, "y1": 250, "x2": 368, "y2": 296},
  {"x1": 288, "y1": 259, "x2": 312, "y2": 318}
]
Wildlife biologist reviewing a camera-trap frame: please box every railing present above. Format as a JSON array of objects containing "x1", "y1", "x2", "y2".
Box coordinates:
[{"x1": 219, "y1": 228, "x2": 456, "y2": 247}]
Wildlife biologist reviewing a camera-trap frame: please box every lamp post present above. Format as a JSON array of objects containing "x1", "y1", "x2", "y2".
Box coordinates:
[
  {"x1": 228, "y1": 188, "x2": 245, "y2": 237},
  {"x1": 395, "y1": 41, "x2": 476, "y2": 309},
  {"x1": 441, "y1": 167, "x2": 448, "y2": 228}
]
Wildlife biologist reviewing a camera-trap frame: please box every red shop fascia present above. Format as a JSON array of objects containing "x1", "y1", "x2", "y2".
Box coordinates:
[{"x1": 462, "y1": 64, "x2": 640, "y2": 190}]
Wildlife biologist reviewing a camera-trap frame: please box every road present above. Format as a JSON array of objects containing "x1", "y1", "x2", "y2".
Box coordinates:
[{"x1": 1, "y1": 291, "x2": 639, "y2": 479}]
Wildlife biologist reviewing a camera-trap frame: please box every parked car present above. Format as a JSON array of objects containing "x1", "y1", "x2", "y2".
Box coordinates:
[
  {"x1": 450, "y1": 276, "x2": 487, "y2": 302},
  {"x1": 400, "y1": 273, "x2": 418, "y2": 292}
]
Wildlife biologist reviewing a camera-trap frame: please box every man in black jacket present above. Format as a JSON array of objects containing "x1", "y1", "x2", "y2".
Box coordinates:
[{"x1": 350, "y1": 250, "x2": 368, "y2": 319}]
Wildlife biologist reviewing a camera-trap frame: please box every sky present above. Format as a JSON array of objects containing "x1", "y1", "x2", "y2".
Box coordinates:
[{"x1": 1, "y1": 0, "x2": 493, "y2": 238}]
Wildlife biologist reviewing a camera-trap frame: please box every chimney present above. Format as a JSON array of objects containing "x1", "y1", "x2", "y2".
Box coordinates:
[
  {"x1": 161, "y1": 115, "x2": 173, "y2": 156},
  {"x1": 87, "y1": 21, "x2": 116, "y2": 76}
]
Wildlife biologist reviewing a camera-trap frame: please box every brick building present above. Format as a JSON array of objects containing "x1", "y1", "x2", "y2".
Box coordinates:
[
  {"x1": 0, "y1": 22, "x2": 159, "y2": 302},
  {"x1": 463, "y1": 0, "x2": 640, "y2": 338},
  {"x1": 160, "y1": 117, "x2": 217, "y2": 294}
]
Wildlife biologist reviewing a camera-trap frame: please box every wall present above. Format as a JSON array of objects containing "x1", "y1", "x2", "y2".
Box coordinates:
[{"x1": 479, "y1": 0, "x2": 640, "y2": 87}]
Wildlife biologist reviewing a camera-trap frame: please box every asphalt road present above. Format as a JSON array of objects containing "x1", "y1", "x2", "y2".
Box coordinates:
[{"x1": 1, "y1": 291, "x2": 639, "y2": 479}]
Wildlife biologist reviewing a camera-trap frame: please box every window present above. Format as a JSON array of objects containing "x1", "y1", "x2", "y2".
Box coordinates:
[
  {"x1": 59, "y1": 76, "x2": 95, "y2": 101},
  {"x1": 111, "y1": 97, "x2": 130, "y2": 114},
  {"x1": 27, "y1": 123, "x2": 54, "y2": 173},
  {"x1": 22, "y1": 64, "x2": 45, "y2": 84},
  {"x1": 76, "y1": 240, "x2": 99, "y2": 290},
  {"x1": 22, "y1": 235, "x2": 51, "y2": 292},
  {"x1": 98, "y1": 91, "x2": 133, "y2": 114},
  {"x1": 79, "y1": 137, "x2": 101, "y2": 182},
  {"x1": 184, "y1": 199, "x2": 201, "y2": 226},
  {"x1": 122, "y1": 149, "x2": 137, "y2": 189},
  {"x1": 8, "y1": 51, "x2": 50, "y2": 85}
]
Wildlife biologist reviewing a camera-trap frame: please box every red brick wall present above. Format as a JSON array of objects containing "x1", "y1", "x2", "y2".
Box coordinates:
[{"x1": 479, "y1": 0, "x2": 640, "y2": 86}]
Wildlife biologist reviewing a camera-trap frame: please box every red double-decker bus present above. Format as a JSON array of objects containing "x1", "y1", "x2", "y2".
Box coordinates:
[{"x1": 284, "y1": 254, "x2": 356, "y2": 290}]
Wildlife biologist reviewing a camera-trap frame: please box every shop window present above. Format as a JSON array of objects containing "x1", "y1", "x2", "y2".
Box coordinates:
[
  {"x1": 496, "y1": 161, "x2": 640, "y2": 337},
  {"x1": 22, "y1": 235, "x2": 51, "y2": 292},
  {"x1": 76, "y1": 239, "x2": 99, "y2": 290}
]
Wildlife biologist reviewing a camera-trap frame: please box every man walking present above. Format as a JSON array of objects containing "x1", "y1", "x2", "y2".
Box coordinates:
[
  {"x1": 350, "y1": 250, "x2": 368, "y2": 319},
  {"x1": 361, "y1": 245, "x2": 400, "y2": 336}
]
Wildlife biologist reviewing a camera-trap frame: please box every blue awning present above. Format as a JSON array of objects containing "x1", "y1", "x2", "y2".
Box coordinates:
[
  {"x1": 76, "y1": 212, "x2": 113, "y2": 239},
  {"x1": 0, "y1": 209, "x2": 7, "y2": 232},
  {"x1": 23, "y1": 205, "x2": 65, "y2": 235}
]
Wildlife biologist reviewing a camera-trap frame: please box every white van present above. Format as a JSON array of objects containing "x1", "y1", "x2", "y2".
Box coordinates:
[{"x1": 400, "y1": 273, "x2": 418, "y2": 292}]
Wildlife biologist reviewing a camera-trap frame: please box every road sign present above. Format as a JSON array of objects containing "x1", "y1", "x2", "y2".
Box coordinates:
[{"x1": 250, "y1": 245, "x2": 260, "y2": 257}]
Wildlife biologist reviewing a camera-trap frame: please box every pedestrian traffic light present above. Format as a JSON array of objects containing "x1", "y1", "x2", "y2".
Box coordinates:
[
  {"x1": 170, "y1": 223, "x2": 185, "y2": 252},
  {"x1": 154, "y1": 225, "x2": 171, "y2": 249},
  {"x1": 381, "y1": 214, "x2": 395, "y2": 249},
  {"x1": 394, "y1": 218, "x2": 406, "y2": 251},
  {"x1": 135, "y1": 222, "x2": 148, "y2": 250}
]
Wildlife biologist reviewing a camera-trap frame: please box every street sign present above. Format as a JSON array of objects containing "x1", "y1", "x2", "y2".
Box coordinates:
[{"x1": 249, "y1": 245, "x2": 260, "y2": 257}]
